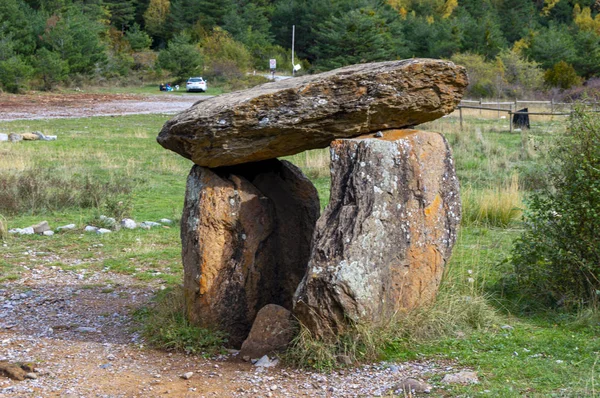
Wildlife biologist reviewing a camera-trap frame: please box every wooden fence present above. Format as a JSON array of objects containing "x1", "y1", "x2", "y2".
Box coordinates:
[{"x1": 457, "y1": 99, "x2": 600, "y2": 132}]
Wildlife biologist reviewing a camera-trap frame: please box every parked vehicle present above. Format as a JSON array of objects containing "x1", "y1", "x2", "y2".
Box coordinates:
[{"x1": 186, "y1": 77, "x2": 207, "y2": 92}]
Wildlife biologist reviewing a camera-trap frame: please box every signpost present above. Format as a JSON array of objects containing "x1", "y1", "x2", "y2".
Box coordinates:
[{"x1": 269, "y1": 59, "x2": 276, "y2": 80}]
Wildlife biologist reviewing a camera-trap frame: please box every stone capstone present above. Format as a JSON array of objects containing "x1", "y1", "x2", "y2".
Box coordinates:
[
  {"x1": 239, "y1": 304, "x2": 296, "y2": 360},
  {"x1": 182, "y1": 159, "x2": 319, "y2": 346},
  {"x1": 293, "y1": 130, "x2": 461, "y2": 339},
  {"x1": 158, "y1": 59, "x2": 467, "y2": 167}
]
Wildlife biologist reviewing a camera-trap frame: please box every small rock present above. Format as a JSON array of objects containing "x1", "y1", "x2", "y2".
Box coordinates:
[
  {"x1": 21, "y1": 133, "x2": 40, "y2": 140},
  {"x1": 240, "y1": 304, "x2": 296, "y2": 359},
  {"x1": 57, "y1": 224, "x2": 76, "y2": 231},
  {"x1": 254, "y1": 355, "x2": 279, "y2": 368},
  {"x1": 394, "y1": 378, "x2": 432, "y2": 394},
  {"x1": 9, "y1": 227, "x2": 35, "y2": 235},
  {"x1": 159, "y1": 219, "x2": 173, "y2": 224},
  {"x1": 84, "y1": 226, "x2": 99, "y2": 232},
  {"x1": 181, "y1": 372, "x2": 194, "y2": 380},
  {"x1": 374, "y1": 131, "x2": 384, "y2": 138},
  {"x1": 99, "y1": 363, "x2": 112, "y2": 369},
  {"x1": 99, "y1": 215, "x2": 116, "y2": 226},
  {"x1": 106, "y1": 354, "x2": 115, "y2": 361},
  {"x1": 242, "y1": 356, "x2": 251, "y2": 362},
  {"x1": 32, "y1": 221, "x2": 51, "y2": 234},
  {"x1": 25, "y1": 372, "x2": 37, "y2": 379},
  {"x1": 96, "y1": 228, "x2": 112, "y2": 234},
  {"x1": 8, "y1": 133, "x2": 23, "y2": 142},
  {"x1": 43, "y1": 230, "x2": 54, "y2": 236},
  {"x1": 0, "y1": 361, "x2": 27, "y2": 380},
  {"x1": 441, "y1": 371, "x2": 479, "y2": 385},
  {"x1": 74, "y1": 327, "x2": 98, "y2": 333},
  {"x1": 121, "y1": 219, "x2": 137, "y2": 229},
  {"x1": 0, "y1": 134, "x2": 8, "y2": 142},
  {"x1": 501, "y1": 325, "x2": 514, "y2": 331},
  {"x1": 140, "y1": 221, "x2": 161, "y2": 229}
]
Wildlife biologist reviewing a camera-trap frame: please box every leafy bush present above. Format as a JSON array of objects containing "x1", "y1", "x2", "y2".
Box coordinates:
[
  {"x1": 512, "y1": 108, "x2": 600, "y2": 307},
  {"x1": 544, "y1": 61, "x2": 582, "y2": 90},
  {"x1": 0, "y1": 56, "x2": 33, "y2": 93},
  {"x1": 126, "y1": 23, "x2": 152, "y2": 51}
]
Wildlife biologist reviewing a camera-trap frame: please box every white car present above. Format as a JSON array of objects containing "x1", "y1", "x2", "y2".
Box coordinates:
[{"x1": 186, "y1": 77, "x2": 207, "y2": 92}]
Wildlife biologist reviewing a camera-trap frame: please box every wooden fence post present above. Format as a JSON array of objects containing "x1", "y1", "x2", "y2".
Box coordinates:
[
  {"x1": 479, "y1": 98, "x2": 482, "y2": 115},
  {"x1": 459, "y1": 106, "x2": 463, "y2": 131},
  {"x1": 509, "y1": 111, "x2": 513, "y2": 133}
]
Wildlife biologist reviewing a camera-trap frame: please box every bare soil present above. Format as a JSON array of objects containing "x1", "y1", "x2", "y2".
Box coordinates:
[{"x1": 0, "y1": 93, "x2": 203, "y2": 121}]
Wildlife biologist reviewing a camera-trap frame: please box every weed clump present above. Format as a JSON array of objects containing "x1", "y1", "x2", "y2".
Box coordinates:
[
  {"x1": 135, "y1": 286, "x2": 227, "y2": 356},
  {"x1": 284, "y1": 291, "x2": 499, "y2": 370},
  {"x1": 512, "y1": 108, "x2": 600, "y2": 308},
  {"x1": 0, "y1": 168, "x2": 138, "y2": 215}
]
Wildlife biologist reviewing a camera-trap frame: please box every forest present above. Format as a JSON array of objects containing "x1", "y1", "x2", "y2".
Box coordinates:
[{"x1": 2, "y1": 0, "x2": 600, "y2": 97}]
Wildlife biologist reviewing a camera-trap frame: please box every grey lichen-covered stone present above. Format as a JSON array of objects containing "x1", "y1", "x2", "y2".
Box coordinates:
[
  {"x1": 157, "y1": 59, "x2": 468, "y2": 167},
  {"x1": 182, "y1": 159, "x2": 319, "y2": 346},
  {"x1": 293, "y1": 129, "x2": 461, "y2": 339}
]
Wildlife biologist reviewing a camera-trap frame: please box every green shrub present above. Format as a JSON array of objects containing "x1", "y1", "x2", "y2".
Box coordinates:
[
  {"x1": 126, "y1": 23, "x2": 152, "y2": 51},
  {"x1": 512, "y1": 108, "x2": 600, "y2": 307},
  {"x1": 157, "y1": 33, "x2": 203, "y2": 83},
  {"x1": 0, "y1": 56, "x2": 33, "y2": 93},
  {"x1": 135, "y1": 286, "x2": 227, "y2": 355},
  {"x1": 544, "y1": 61, "x2": 582, "y2": 90}
]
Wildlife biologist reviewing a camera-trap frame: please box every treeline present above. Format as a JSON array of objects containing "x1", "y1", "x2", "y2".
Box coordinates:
[{"x1": 2, "y1": 0, "x2": 600, "y2": 96}]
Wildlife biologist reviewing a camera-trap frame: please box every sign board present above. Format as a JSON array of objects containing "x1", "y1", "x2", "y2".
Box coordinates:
[{"x1": 269, "y1": 59, "x2": 276, "y2": 69}]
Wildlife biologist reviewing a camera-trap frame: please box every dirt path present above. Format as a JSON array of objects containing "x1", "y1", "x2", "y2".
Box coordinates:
[
  {"x1": 0, "y1": 93, "x2": 205, "y2": 121},
  {"x1": 0, "y1": 259, "x2": 465, "y2": 397}
]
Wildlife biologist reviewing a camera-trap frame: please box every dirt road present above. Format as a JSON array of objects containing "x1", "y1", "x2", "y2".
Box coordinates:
[{"x1": 0, "y1": 93, "x2": 205, "y2": 121}]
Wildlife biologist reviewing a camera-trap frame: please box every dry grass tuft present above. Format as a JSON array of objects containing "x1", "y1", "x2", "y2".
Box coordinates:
[{"x1": 462, "y1": 174, "x2": 523, "y2": 227}]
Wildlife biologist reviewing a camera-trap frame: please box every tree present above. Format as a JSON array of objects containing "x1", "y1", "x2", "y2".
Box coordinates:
[
  {"x1": 126, "y1": 23, "x2": 153, "y2": 51},
  {"x1": 527, "y1": 24, "x2": 577, "y2": 69},
  {"x1": 200, "y1": 27, "x2": 252, "y2": 79},
  {"x1": 35, "y1": 47, "x2": 69, "y2": 90},
  {"x1": 544, "y1": 61, "x2": 582, "y2": 89},
  {"x1": 105, "y1": 0, "x2": 136, "y2": 30},
  {"x1": 312, "y1": 7, "x2": 408, "y2": 70},
  {"x1": 157, "y1": 33, "x2": 203, "y2": 82},
  {"x1": 497, "y1": 0, "x2": 538, "y2": 44},
  {"x1": 144, "y1": 0, "x2": 170, "y2": 38},
  {"x1": 0, "y1": 55, "x2": 34, "y2": 93}
]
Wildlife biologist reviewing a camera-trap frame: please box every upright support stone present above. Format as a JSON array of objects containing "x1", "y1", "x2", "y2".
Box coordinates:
[
  {"x1": 293, "y1": 130, "x2": 461, "y2": 339},
  {"x1": 182, "y1": 159, "x2": 319, "y2": 346}
]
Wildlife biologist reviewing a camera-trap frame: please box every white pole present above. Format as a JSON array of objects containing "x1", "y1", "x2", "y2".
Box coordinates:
[{"x1": 292, "y1": 25, "x2": 295, "y2": 77}]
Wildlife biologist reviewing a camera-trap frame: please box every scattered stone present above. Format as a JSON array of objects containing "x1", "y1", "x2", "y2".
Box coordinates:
[
  {"x1": 24, "y1": 372, "x2": 38, "y2": 380},
  {"x1": 99, "y1": 215, "x2": 116, "y2": 226},
  {"x1": 254, "y1": 355, "x2": 279, "y2": 368},
  {"x1": 57, "y1": 224, "x2": 76, "y2": 231},
  {"x1": 242, "y1": 356, "x2": 251, "y2": 362},
  {"x1": 293, "y1": 130, "x2": 461, "y2": 338},
  {"x1": 394, "y1": 378, "x2": 432, "y2": 394},
  {"x1": 84, "y1": 226, "x2": 99, "y2": 233},
  {"x1": 159, "y1": 218, "x2": 173, "y2": 224},
  {"x1": 21, "y1": 133, "x2": 40, "y2": 141},
  {"x1": 32, "y1": 221, "x2": 51, "y2": 234},
  {"x1": 181, "y1": 372, "x2": 194, "y2": 380},
  {"x1": 96, "y1": 228, "x2": 112, "y2": 234},
  {"x1": 106, "y1": 354, "x2": 115, "y2": 361},
  {"x1": 43, "y1": 231, "x2": 54, "y2": 236},
  {"x1": 99, "y1": 363, "x2": 112, "y2": 369},
  {"x1": 8, "y1": 133, "x2": 23, "y2": 142},
  {"x1": 240, "y1": 304, "x2": 296, "y2": 360},
  {"x1": 74, "y1": 327, "x2": 98, "y2": 333},
  {"x1": 31, "y1": 131, "x2": 57, "y2": 141},
  {"x1": 182, "y1": 159, "x2": 319, "y2": 346},
  {"x1": 374, "y1": 131, "x2": 384, "y2": 138},
  {"x1": 501, "y1": 324, "x2": 514, "y2": 331},
  {"x1": 441, "y1": 371, "x2": 479, "y2": 385},
  {"x1": 120, "y1": 219, "x2": 137, "y2": 229},
  {"x1": 0, "y1": 361, "x2": 27, "y2": 381},
  {"x1": 158, "y1": 59, "x2": 467, "y2": 167},
  {"x1": 0, "y1": 134, "x2": 7, "y2": 142},
  {"x1": 9, "y1": 227, "x2": 35, "y2": 235},
  {"x1": 139, "y1": 221, "x2": 161, "y2": 229}
]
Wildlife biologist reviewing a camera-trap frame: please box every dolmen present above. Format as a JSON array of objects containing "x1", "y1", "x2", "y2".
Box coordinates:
[{"x1": 158, "y1": 59, "x2": 468, "y2": 346}]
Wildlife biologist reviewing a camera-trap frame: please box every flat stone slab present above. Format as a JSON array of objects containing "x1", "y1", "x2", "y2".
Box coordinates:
[{"x1": 157, "y1": 59, "x2": 467, "y2": 167}]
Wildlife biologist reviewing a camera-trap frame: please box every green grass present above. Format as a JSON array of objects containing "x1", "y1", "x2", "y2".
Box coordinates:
[{"x1": 1, "y1": 111, "x2": 598, "y2": 396}]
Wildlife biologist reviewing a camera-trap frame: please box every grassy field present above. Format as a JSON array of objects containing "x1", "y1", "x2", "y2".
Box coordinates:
[{"x1": 1, "y1": 111, "x2": 598, "y2": 396}]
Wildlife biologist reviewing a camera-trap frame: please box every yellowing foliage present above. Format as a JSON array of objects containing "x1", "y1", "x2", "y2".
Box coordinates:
[
  {"x1": 439, "y1": 0, "x2": 458, "y2": 19},
  {"x1": 541, "y1": 0, "x2": 561, "y2": 17},
  {"x1": 387, "y1": 0, "x2": 456, "y2": 18},
  {"x1": 144, "y1": 0, "x2": 170, "y2": 36},
  {"x1": 573, "y1": 4, "x2": 600, "y2": 35}
]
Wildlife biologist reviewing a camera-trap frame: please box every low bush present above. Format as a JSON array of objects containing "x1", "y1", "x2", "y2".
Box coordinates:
[
  {"x1": 135, "y1": 286, "x2": 227, "y2": 355},
  {"x1": 0, "y1": 168, "x2": 137, "y2": 215},
  {"x1": 512, "y1": 108, "x2": 600, "y2": 307}
]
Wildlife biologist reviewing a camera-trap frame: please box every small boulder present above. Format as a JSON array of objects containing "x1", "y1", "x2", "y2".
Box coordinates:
[
  {"x1": 254, "y1": 355, "x2": 279, "y2": 368},
  {"x1": 140, "y1": 221, "x2": 161, "y2": 229},
  {"x1": 56, "y1": 224, "x2": 76, "y2": 231},
  {"x1": 0, "y1": 134, "x2": 8, "y2": 142},
  {"x1": 43, "y1": 230, "x2": 54, "y2": 236},
  {"x1": 8, "y1": 133, "x2": 22, "y2": 142},
  {"x1": 32, "y1": 221, "x2": 50, "y2": 234},
  {"x1": 21, "y1": 133, "x2": 39, "y2": 141},
  {"x1": 441, "y1": 371, "x2": 479, "y2": 385},
  {"x1": 181, "y1": 371, "x2": 194, "y2": 380},
  {"x1": 121, "y1": 218, "x2": 137, "y2": 229},
  {"x1": 84, "y1": 226, "x2": 99, "y2": 232},
  {"x1": 394, "y1": 378, "x2": 432, "y2": 394},
  {"x1": 240, "y1": 304, "x2": 296, "y2": 360},
  {"x1": 159, "y1": 218, "x2": 173, "y2": 224},
  {"x1": 97, "y1": 228, "x2": 112, "y2": 234},
  {"x1": 0, "y1": 361, "x2": 27, "y2": 381}
]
